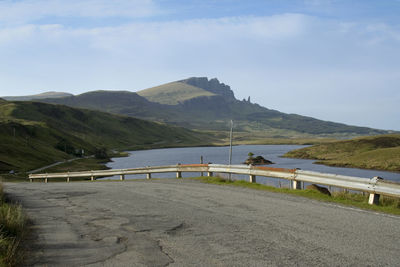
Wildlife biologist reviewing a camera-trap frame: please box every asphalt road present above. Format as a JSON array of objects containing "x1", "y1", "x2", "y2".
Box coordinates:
[{"x1": 5, "y1": 179, "x2": 400, "y2": 266}]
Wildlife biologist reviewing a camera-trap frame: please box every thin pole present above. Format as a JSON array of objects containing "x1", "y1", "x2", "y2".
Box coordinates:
[
  {"x1": 200, "y1": 155, "x2": 203, "y2": 177},
  {"x1": 228, "y1": 120, "x2": 233, "y2": 181}
]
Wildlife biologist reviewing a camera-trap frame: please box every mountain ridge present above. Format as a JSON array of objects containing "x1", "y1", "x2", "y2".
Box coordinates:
[{"x1": 8, "y1": 77, "x2": 392, "y2": 137}]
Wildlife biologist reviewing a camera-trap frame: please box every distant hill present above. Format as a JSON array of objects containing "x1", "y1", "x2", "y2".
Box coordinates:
[
  {"x1": 38, "y1": 77, "x2": 390, "y2": 137},
  {"x1": 2, "y1": 91, "x2": 72, "y2": 101},
  {"x1": 284, "y1": 134, "x2": 400, "y2": 172},
  {"x1": 137, "y1": 81, "x2": 216, "y2": 105},
  {"x1": 0, "y1": 100, "x2": 212, "y2": 172}
]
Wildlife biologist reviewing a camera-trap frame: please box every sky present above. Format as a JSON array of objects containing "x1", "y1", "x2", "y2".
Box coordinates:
[{"x1": 0, "y1": 0, "x2": 399, "y2": 130}]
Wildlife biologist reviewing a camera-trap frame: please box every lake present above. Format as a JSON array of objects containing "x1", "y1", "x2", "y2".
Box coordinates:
[{"x1": 107, "y1": 145, "x2": 400, "y2": 186}]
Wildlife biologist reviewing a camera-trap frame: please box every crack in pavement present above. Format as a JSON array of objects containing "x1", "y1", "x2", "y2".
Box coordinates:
[{"x1": 4, "y1": 180, "x2": 400, "y2": 266}]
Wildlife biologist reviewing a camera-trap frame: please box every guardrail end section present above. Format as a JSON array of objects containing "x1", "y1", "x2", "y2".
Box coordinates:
[
  {"x1": 368, "y1": 193, "x2": 380, "y2": 205},
  {"x1": 292, "y1": 180, "x2": 302, "y2": 190}
]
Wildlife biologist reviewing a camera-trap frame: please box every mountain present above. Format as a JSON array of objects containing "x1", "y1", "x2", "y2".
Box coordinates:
[
  {"x1": 2, "y1": 91, "x2": 72, "y2": 101},
  {"x1": 38, "y1": 77, "x2": 390, "y2": 137},
  {"x1": 0, "y1": 99, "x2": 212, "y2": 172}
]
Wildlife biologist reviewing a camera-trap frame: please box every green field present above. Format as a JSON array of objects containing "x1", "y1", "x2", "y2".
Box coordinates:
[{"x1": 283, "y1": 134, "x2": 400, "y2": 172}]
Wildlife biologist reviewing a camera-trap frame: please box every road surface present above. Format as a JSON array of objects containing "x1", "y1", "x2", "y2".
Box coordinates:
[{"x1": 5, "y1": 179, "x2": 400, "y2": 266}]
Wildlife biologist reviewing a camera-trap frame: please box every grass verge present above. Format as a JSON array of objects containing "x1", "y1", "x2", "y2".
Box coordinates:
[
  {"x1": 194, "y1": 176, "x2": 400, "y2": 216},
  {"x1": 283, "y1": 134, "x2": 400, "y2": 172},
  {"x1": 0, "y1": 182, "x2": 27, "y2": 267}
]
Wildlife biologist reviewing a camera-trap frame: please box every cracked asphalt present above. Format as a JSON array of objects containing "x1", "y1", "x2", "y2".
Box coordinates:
[{"x1": 4, "y1": 179, "x2": 400, "y2": 266}]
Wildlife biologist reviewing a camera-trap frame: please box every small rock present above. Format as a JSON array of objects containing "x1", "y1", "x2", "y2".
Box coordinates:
[
  {"x1": 306, "y1": 184, "x2": 331, "y2": 196},
  {"x1": 244, "y1": 155, "x2": 273, "y2": 165}
]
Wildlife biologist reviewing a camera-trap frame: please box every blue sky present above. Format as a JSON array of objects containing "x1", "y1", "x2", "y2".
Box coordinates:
[{"x1": 0, "y1": 0, "x2": 399, "y2": 130}]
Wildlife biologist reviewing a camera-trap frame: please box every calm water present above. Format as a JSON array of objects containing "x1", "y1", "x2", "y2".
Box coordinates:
[{"x1": 107, "y1": 145, "x2": 400, "y2": 185}]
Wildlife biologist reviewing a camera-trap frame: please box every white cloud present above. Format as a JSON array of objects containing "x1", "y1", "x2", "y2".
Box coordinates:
[
  {"x1": 0, "y1": 13, "x2": 399, "y2": 129},
  {"x1": 0, "y1": 0, "x2": 160, "y2": 24}
]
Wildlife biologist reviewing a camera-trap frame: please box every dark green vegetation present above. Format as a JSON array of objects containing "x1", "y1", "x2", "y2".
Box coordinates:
[
  {"x1": 0, "y1": 183, "x2": 27, "y2": 266},
  {"x1": 38, "y1": 77, "x2": 389, "y2": 138},
  {"x1": 195, "y1": 176, "x2": 400, "y2": 215},
  {"x1": 0, "y1": 100, "x2": 214, "y2": 175},
  {"x1": 284, "y1": 134, "x2": 400, "y2": 172}
]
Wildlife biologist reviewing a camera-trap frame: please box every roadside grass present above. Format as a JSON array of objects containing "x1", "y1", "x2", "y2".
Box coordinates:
[
  {"x1": 194, "y1": 176, "x2": 400, "y2": 215},
  {"x1": 0, "y1": 182, "x2": 27, "y2": 267}
]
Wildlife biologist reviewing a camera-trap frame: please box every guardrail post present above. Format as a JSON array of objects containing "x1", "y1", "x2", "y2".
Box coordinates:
[
  {"x1": 30, "y1": 178, "x2": 33, "y2": 183},
  {"x1": 176, "y1": 171, "x2": 182, "y2": 178},
  {"x1": 120, "y1": 174, "x2": 125, "y2": 181},
  {"x1": 249, "y1": 175, "x2": 256, "y2": 183},
  {"x1": 207, "y1": 172, "x2": 213, "y2": 177},
  {"x1": 45, "y1": 178, "x2": 48, "y2": 183},
  {"x1": 67, "y1": 176, "x2": 70, "y2": 182},
  {"x1": 368, "y1": 193, "x2": 380, "y2": 205},
  {"x1": 147, "y1": 173, "x2": 151, "y2": 179},
  {"x1": 292, "y1": 180, "x2": 302, "y2": 190}
]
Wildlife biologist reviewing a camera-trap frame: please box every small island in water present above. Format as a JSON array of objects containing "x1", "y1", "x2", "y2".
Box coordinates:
[{"x1": 244, "y1": 152, "x2": 274, "y2": 165}]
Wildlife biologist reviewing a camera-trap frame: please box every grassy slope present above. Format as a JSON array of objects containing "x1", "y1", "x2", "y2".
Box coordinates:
[
  {"x1": 0, "y1": 100, "x2": 214, "y2": 173},
  {"x1": 283, "y1": 134, "x2": 400, "y2": 172},
  {"x1": 137, "y1": 81, "x2": 215, "y2": 105}
]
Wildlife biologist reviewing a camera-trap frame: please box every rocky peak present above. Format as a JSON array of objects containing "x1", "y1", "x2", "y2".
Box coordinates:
[{"x1": 180, "y1": 77, "x2": 236, "y2": 101}]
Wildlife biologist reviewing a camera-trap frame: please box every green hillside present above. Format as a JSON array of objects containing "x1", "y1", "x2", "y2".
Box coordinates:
[
  {"x1": 3, "y1": 91, "x2": 72, "y2": 101},
  {"x1": 38, "y1": 77, "x2": 390, "y2": 138},
  {"x1": 137, "y1": 81, "x2": 215, "y2": 105},
  {"x1": 283, "y1": 134, "x2": 400, "y2": 172},
  {"x1": 0, "y1": 100, "x2": 213, "y2": 173}
]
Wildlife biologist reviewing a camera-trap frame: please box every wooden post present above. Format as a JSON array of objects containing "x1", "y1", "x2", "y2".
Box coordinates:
[
  {"x1": 292, "y1": 180, "x2": 302, "y2": 190},
  {"x1": 368, "y1": 193, "x2": 380, "y2": 205},
  {"x1": 200, "y1": 156, "x2": 204, "y2": 177},
  {"x1": 176, "y1": 172, "x2": 182, "y2": 178},
  {"x1": 147, "y1": 173, "x2": 151, "y2": 179},
  {"x1": 249, "y1": 175, "x2": 256, "y2": 183},
  {"x1": 120, "y1": 174, "x2": 125, "y2": 181}
]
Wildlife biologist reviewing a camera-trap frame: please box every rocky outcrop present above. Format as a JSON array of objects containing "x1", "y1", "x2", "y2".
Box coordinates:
[{"x1": 180, "y1": 77, "x2": 236, "y2": 101}]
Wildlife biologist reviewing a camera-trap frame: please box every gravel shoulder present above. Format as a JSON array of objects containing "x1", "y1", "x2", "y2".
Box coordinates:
[{"x1": 4, "y1": 179, "x2": 400, "y2": 266}]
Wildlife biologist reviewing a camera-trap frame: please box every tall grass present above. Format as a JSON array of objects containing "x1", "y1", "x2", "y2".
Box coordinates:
[{"x1": 0, "y1": 182, "x2": 27, "y2": 267}]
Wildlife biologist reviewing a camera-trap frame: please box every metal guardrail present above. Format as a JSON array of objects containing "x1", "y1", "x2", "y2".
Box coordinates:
[{"x1": 28, "y1": 164, "x2": 400, "y2": 205}]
